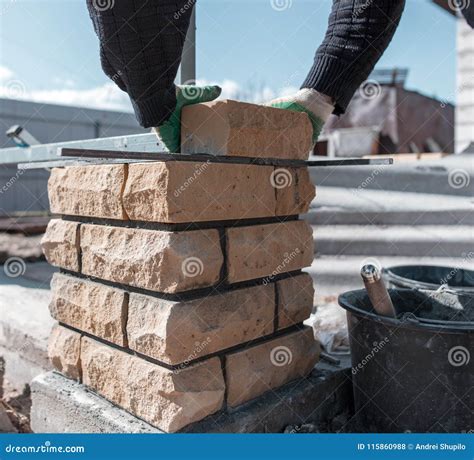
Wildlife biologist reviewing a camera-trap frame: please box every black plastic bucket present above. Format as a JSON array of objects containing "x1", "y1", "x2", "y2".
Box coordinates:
[
  {"x1": 338, "y1": 288, "x2": 473, "y2": 432},
  {"x1": 384, "y1": 265, "x2": 474, "y2": 295}
]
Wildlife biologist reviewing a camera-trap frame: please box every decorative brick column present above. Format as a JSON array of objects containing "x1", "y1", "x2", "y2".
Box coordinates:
[{"x1": 42, "y1": 100, "x2": 320, "y2": 433}]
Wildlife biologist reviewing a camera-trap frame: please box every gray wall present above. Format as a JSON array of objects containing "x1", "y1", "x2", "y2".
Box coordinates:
[{"x1": 0, "y1": 98, "x2": 145, "y2": 215}]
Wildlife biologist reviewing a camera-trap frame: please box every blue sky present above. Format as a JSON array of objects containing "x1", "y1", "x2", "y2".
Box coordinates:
[{"x1": 0, "y1": 0, "x2": 457, "y2": 112}]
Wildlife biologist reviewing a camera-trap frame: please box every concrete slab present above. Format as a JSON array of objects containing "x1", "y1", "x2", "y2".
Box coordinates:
[
  {"x1": 31, "y1": 360, "x2": 352, "y2": 433},
  {"x1": 312, "y1": 225, "x2": 473, "y2": 257},
  {"x1": 306, "y1": 187, "x2": 474, "y2": 225},
  {"x1": 310, "y1": 153, "x2": 474, "y2": 197},
  {"x1": 0, "y1": 265, "x2": 54, "y2": 393}
]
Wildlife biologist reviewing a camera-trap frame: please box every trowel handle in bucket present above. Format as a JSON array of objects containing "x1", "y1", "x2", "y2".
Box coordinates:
[{"x1": 361, "y1": 264, "x2": 397, "y2": 318}]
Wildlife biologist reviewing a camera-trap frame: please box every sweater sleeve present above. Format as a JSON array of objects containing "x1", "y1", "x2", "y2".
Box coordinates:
[{"x1": 302, "y1": 0, "x2": 406, "y2": 115}]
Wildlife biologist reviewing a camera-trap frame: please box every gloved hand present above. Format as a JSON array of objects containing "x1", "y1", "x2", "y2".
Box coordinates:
[
  {"x1": 266, "y1": 88, "x2": 334, "y2": 145},
  {"x1": 154, "y1": 84, "x2": 222, "y2": 153}
]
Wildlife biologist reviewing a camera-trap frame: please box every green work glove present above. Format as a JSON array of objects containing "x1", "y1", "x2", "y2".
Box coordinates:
[
  {"x1": 154, "y1": 85, "x2": 222, "y2": 153},
  {"x1": 267, "y1": 89, "x2": 334, "y2": 145}
]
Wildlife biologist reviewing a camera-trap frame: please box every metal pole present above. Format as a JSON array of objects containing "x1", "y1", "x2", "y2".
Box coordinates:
[{"x1": 180, "y1": 7, "x2": 196, "y2": 84}]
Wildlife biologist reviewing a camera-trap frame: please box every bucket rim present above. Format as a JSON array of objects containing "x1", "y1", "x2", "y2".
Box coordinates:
[
  {"x1": 383, "y1": 264, "x2": 474, "y2": 294},
  {"x1": 338, "y1": 288, "x2": 474, "y2": 332}
]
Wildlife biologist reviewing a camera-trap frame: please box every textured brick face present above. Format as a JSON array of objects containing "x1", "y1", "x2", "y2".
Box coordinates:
[
  {"x1": 181, "y1": 100, "x2": 313, "y2": 160},
  {"x1": 48, "y1": 165, "x2": 128, "y2": 219},
  {"x1": 225, "y1": 327, "x2": 320, "y2": 407},
  {"x1": 48, "y1": 324, "x2": 82, "y2": 380},
  {"x1": 277, "y1": 274, "x2": 314, "y2": 329},
  {"x1": 123, "y1": 161, "x2": 277, "y2": 223},
  {"x1": 80, "y1": 224, "x2": 224, "y2": 293},
  {"x1": 41, "y1": 219, "x2": 80, "y2": 271},
  {"x1": 226, "y1": 220, "x2": 314, "y2": 283},
  {"x1": 127, "y1": 283, "x2": 275, "y2": 365},
  {"x1": 49, "y1": 273, "x2": 128, "y2": 346},
  {"x1": 80, "y1": 336, "x2": 225, "y2": 432}
]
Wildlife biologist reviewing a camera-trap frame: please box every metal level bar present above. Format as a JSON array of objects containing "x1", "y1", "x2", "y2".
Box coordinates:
[{"x1": 17, "y1": 147, "x2": 393, "y2": 170}]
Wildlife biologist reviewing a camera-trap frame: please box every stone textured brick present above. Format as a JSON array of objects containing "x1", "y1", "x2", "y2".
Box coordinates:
[
  {"x1": 80, "y1": 224, "x2": 223, "y2": 293},
  {"x1": 49, "y1": 273, "x2": 128, "y2": 347},
  {"x1": 123, "y1": 161, "x2": 275, "y2": 223},
  {"x1": 127, "y1": 283, "x2": 275, "y2": 365},
  {"x1": 226, "y1": 220, "x2": 314, "y2": 283},
  {"x1": 181, "y1": 100, "x2": 313, "y2": 160},
  {"x1": 277, "y1": 274, "x2": 314, "y2": 329},
  {"x1": 81, "y1": 336, "x2": 225, "y2": 432},
  {"x1": 48, "y1": 165, "x2": 127, "y2": 219},
  {"x1": 275, "y1": 168, "x2": 315, "y2": 216},
  {"x1": 41, "y1": 219, "x2": 80, "y2": 271},
  {"x1": 225, "y1": 327, "x2": 320, "y2": 407},
  {"x1": 48, "y1": 324, "x2": 82, "y2": 380}
]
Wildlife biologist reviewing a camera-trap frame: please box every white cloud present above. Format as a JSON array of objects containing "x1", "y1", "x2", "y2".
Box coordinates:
[
  {"x1": 0, "y1": 66, "x2": 14, "y2": 82},
  {"x1": 0, "y1": 65, "x2": 299, "y2": 113}
]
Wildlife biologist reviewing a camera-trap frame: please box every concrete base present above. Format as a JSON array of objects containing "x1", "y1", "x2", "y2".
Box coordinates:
[{"x1": 31, "y1": 359, "x2": 352, "y2": 434}]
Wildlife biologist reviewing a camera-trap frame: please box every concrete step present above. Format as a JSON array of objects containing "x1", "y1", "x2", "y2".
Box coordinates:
[
  {"x1": 312, "y1": 225, "x2": 473, "y2": 257},
  {"x1": 305, "y1": 187, "x2": 474, "y2": 226},
  {"x1": 306, "y1": 255, "x2": 474, "y2": 298}
]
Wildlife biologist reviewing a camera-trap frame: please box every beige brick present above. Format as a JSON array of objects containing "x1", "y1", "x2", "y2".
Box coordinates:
[
  {"x1": 277, "y1": 273, "x2": 314, "y2": 329},
  {"x1": 123, "y1": 161, "x2": 275, "y2": 223},
  {"x1": 127, "y1": 283, "x2": 275, "y2": 365},
  {"x1": 225, "y1": 327, "x2": 319, "y2": 407},
  {"x1": 181, "y1": 100, "x2": 313, "y2": 160},
  {"x1": 275, "y1": 168, "x2": 315, "y2": 216},
  {"x1": 48, "y1": 324, "x2": 82, "y2": 380},
  {"x1": 41, "y1": 219, "x2": 80, "y2": 271},
  {"x1": 81, "y1": 336, "x2": 225, "y2": 432},
  {"x1": 80, "y1": 224, "x2": 223, "y2": 293},
  {"x1": 48, "y1": 165, "x2": 128, "y2": 219},
  {"x1": 49, "y1": 273, "x2": 127, "y2": 347},
  {"x1": 226, "y1": 220, "x2": 314, "y2": 283}
]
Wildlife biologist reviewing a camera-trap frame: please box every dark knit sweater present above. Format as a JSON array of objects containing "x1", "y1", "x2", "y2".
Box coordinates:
[{"x1": 87, "y1": 0, "x2": 405, "y2": 126}]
